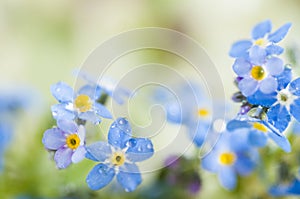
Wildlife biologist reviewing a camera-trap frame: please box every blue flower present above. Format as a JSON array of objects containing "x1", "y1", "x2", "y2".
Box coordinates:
[
  {"x1": 42, "y1": 120, "x2": 86, "y2": 169},
  {"x1": 51, "y1": 82, "x2": 112, "y2": 124},
  {"x1": 227, "y1": 115, "x2": 291, "y2": 152},
  {"x1": 269, "y1": 178, "x2": 300, "y2": 196},
  {"x1": 232, "y1": 55, "x2": 284, "y2": 96},
  {"x1": 74, "y1": 69, "x2": 130, "y2": 104},
  {"x1": 201, "y1": 131, "x2": 258, "y2": 190},
  {"x1": 153, "y1": 83, "x2": 220, "y2": 147},
  {"x1": 85, "y1": 118, "x2": 154, "y2": 192},
  {"x1": 0, "y1": 122, "x2": 12, "y2": 171},
  {"x1": 229, "y1": 20, "x2": 292, "y2": 58}
]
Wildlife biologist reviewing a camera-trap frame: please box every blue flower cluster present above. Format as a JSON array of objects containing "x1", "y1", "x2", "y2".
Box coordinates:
[{"x1": 42, "y1": 76, "x2": 154, "y2": 192}]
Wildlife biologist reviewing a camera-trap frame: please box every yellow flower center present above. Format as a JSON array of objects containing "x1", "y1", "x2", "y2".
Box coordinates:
[
  {"x1": 66, "y1": 134, "x2": 80, "y2": 150},
  {"x1": 111, "y1": 152, "x2": 125, "y2": 166},
  {"x1": 251, "y1": 66, "x2": 265, "y2": 81},
  {"x1": 252, "y1": 122, "x2": 268, "y2": 133},
  {"x1": 254, "y1": 38, "x2": 266, "y2": 46},
  {"x1": 219, "y1": 152, "x2": 236, "y2": 166},
  {"x1": 198, "y1": 108, "x2": 209, "y2": 117},
  {"x1": 74, "y1": 94, "x2": 92, "y2": 112}
]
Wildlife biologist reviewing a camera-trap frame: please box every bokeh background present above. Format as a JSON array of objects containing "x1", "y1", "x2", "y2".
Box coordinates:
[{"x1": 1, "y1": 0, "x2": 300, "y2": 198}]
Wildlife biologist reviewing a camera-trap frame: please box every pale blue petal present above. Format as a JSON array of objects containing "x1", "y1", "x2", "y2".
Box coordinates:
[
  {"x1": 54, "y1": 147, "x2": 73, "y2": 169},
  {"x1": 266, "y1": 44, "x2": 284, "y2": 55},
  {"x1": 268, "y1": 23, "x2": 292, "y2": 43},
  {"x1": 289, "y1": 78, "x2": 300, "y2": 96},
  {"x1": 117, "y1": 163, "x2": 142, "y2": 192},
  {"x1": 86, "y1": 163, "x2": 115, "y2": 190},
  {"x1": 218, "y1": 166, "x2": 237, "y2": 190},
  {"x1": 265, "y1": 57, "x2": 284, "y2": 75},
  {"x1": 201, "y1": 151, "x2": 219, "y2": 173},
  {"x1": 235, "y1": 153, "x2": 257, "y2": 176},
  {"x1": 226, "y1": 120, "x2": 251, "y2": 132},
  {"x1": 79, "y1": 111, "x2": 101, "y2": 124},
  {"x1": 238, "y1": 77, "x2": 258, "y2": 97},
  {"x1": 77, "y1": 84, "x2": 99, "y2": 99},
  {"x1": 126, "y1": 138, "x2": 154, "y2": 162},
  {"x1": 42, "y1": 128, "x2": 65, "y2": 150},
  {"x1": 232, "y1": 58, "x2": 252, "y2": 76},
  {"x1": 51, "y1": 104, "x2": 75, "y2": 120},
  {"x1": 57, "y1": 120, "x2": 78, "y2": 134},
  {"x1": 252, "y1": 20, "x2": 272, "y2": 40},
  {"x1": 229, "y1": 40, "x2": 252, "y2": 58},
  {"x1": 267, "y1": 104, "x2": 290, "y2": 132},
  {"x1": 248, "y1": 130, "x2": 268, "y2": 147},
  {"x1": 94, "y1": 103, "x2": 112, "y2": 119},
  {"x1": 50, "y1": 82, "x2": 74, "y2": 102},
  {"x1": 166, "y1": 101, "x2": 182, "y2": 124},
  {"x1": 259, "y1": 77, "x2": 278, "y2": 94},
  {"x1": 268, "y1": 132, "x2": 291, "y2": 152},
  {"x1": 249, "y1": 45, "x2": 266, "y2": 65},
  {"x1": 108, "y1": 118, "x2": 132, "y2": 149},
  {"x1": 85, "y1": 141, "x2": 112, "y2": 162},
  {"x1": 188, "y1": 123, "x2": 208, "y2": 147},
  {"x1": 71, "y1": 146, "x2": 86, "y2": 163}
]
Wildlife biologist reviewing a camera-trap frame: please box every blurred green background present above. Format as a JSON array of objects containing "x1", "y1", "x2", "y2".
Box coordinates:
[{"x1": 1, "y1": 0, "x2": 300, "y2": 198}]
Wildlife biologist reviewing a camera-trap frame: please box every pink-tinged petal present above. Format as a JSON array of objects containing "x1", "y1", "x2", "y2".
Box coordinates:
[
  {"x1": 42, "y1": 128, "x2": 65, "y2": 150},
  {"x1": 54, "y1": 147, "x2": 73, "y2": 169},
  {"x1": 57, "y1": 120, "x2": 78, "y2": 134}
]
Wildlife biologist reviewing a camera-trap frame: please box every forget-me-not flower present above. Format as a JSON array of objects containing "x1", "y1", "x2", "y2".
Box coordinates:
[
  {"x1": 42, "y1": 120, "x2": 86, "y2": 169},
  {"x1": 51, "y1": 82, "x2": 112, "y2": 124},
  {"x1": 85, "y1": 117, "x2": 154, "y2": 192}
]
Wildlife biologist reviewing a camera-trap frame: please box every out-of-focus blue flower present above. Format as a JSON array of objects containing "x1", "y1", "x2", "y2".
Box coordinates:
[
  {"x1": 42, "y1": 120, "x2": 86, "y2": 169},
  {"x1": 51, "y1": 82, "x2": 112, "y2": 124},
  {"x1": 229, "y1": 20, "x2": 292, "y2": 58},
  {"x1": 201, "y1": 131, "x2": 258, "y2": 190},
  {"x1": 85, "y1": 117, "x2": 154, "y2": 192},
  {"x1": 232, "y1": 55, "x2": 284, "y2": 96},
  {"x1": 0, "y1": 122, "x2": 12, "y2": 171},
  {"x1": 269, "y1": 178, "x2": 300, "y2": 196},
  {"x1": 227, "y1": 114, "x2": 291, "y2": 152},
  {"x1": 74, "y1": 69, "x2": 130, "y2": 104},
  {"x1": 153, "y1": 83, "x2": 228, "y2": 148}
]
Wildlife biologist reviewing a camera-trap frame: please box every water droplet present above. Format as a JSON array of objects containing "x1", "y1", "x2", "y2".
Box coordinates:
[
  {"x1": 118, "y1": 118, "x2": 125, "y2": 125},
  {"x1": 137, "y1": 146, "x2": 142, "y2": 152},
  {"x1": 124, "y1": 188, "x2": 130, "y2": 192},
  {"x1": 111, "y1": 124, "x2": 116, "y2": 129},
  {"x1": 126, "y1": 138, "x2": 137, "y2": 147},
  {"x1": 146, "y1": 143, "x2": 152, "y2": 149}
]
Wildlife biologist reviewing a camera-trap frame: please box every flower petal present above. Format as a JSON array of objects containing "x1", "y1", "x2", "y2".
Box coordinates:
[
  {"x1": 238, "y1": 77, "x2": 258, "y2": 97},
  {"x1": 248, "y1": 130, "x2": 268, "y2": 147},
  {"x1": 247, "y1": 90, "x2": 277, "y2": 107},
  {"x1": 108, "y1": 118, "x2": 132, "y2": 149},
  {"x1": 117, "y1": 163, "x2": 142, "y2": 192},
  {"x1": 85, "y1": 141, "x2": 112, "y2": 162},
  {"x1": 218, "y1": 166, "x2": 237, "y2": 190},
  {"x1": 57, "y1": 120, "x2": 78, "y2": 134},
  {"x1": 289, "y1": 78, "x2": 300, "y2": 96},
  {"x1": 94, "y1": 103, "x2": 112, "y2": 119},
  {"x1": 259, "y1": 77, "x2": 278, "y2": 94},
  {"x1": 71, "y1": 146, "x2": 86, "y2": 163},
  {"x1": 235, "y1": 151, "x2": 257, "y2": 176},
  {"x1": 79, "y1": 111, "x2": 101, "y2": 125},
  {"x1": 290, "y1": 99, "x2": 300, "y2": 123},
  {"x1": 42, "y1": 128, "x2": 65, "y2": 150},
  {"x1": 268, "y1": 23, "x2": 292, "y2": 43},
  {"x1": 266, "y1": 44, "x2": 284, "y2": 55},
  {"x1": 268, "y1": 132, "x2": 291, "y2": 152},
  {"x1": 126, "y1": 138, "x2": 154, "y2": 162},
  {"x1": 267, "y1": 104, "x2": 291, "y2": 132},
  {"x1": 232, "y1": 58, "x2": 252, "y2": 76},
  {"x1": 265, "y1": 57, "x2": 284, "y2": 76},
  {"x1": 276, "y1": 67, "x2": 292, "y2": 90},
  {"x1": 229, "y1": 40, "x2": 252, "y2": 58},
  {"x1": 86, "y1": 163, "x2": 115, "y2": 190},
  {"x1": 252, "y1": 20, "x2": 272, "y2": 40},
  {"x1": 226, "y1": 120, "x2": 251, "y2": 132},
  {"x1": 50, "y1": 82, "x2": 74, "y2": 102},
  {"x1": 54, "y1": 147, "x2": 73, "y2": 169},
  {"x1": 51, "y1": 104, "x2": 75, "y2": 121},
  {"x1": 201, "y1": 151, "x2": 219, "y2": 173},
  {"x1": 249, "y1": 45, "x2": 266, "y2": 65},
  {"x1": 188, "y1": 123, "x2": 208, "y2": 147}
]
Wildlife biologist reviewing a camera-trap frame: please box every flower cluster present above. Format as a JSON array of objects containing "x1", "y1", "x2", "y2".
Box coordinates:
[{"x1": 42, "y1": 76, "x2": 154, "y2": 192}]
